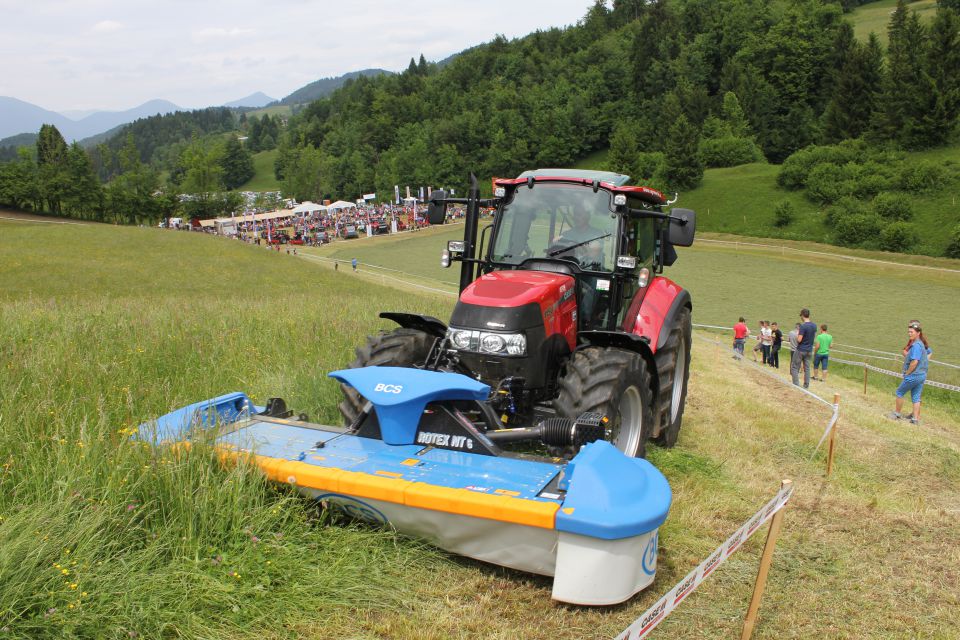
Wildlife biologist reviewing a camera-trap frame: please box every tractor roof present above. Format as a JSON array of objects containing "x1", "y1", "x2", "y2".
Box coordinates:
[
  {"x1": 516, "y1": 168, "x2": 632, "y2": 186},
  {"x1": 500, "y1": 169, "x2": 666, "y2": 206}
]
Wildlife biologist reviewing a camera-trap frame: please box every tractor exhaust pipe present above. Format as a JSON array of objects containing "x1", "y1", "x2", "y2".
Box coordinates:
[{"x1": 459, "y1": 173, "x2": 481, "y2": 292}]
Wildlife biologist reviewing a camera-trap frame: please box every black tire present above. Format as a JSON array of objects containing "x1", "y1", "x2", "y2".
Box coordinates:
[
  {"x1": 338, "y1": 328, "x2": 435, "y2": 425},
  {"x1": 553, "y1": 347, "x2": 656, "y2": 458},
  {"x1": 654, "y1": 306, "x2": 692, "y2": 447}
]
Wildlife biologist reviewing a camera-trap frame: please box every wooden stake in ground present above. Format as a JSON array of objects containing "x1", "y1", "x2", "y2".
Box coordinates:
[
  {"x1": 863, "y1": 364, "x2": 868, "y2": 394},
  {"x1": 740, "y1": 479, "x2": 793, "y2": 640},
  {"x1": 827, "y1": 393, "x2": 840, "y2": 477}
]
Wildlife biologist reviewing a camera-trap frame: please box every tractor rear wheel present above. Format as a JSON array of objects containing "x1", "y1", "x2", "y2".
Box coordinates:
[
  {"x1": 338, "y1": 328, "x2": 435, "y2": 425},
  {"x1": 553, "y1": 347, "x2": 655, "y2": 458},
  {"x1": 654, "y1": 307, "x2": 692, "y2": 447}
]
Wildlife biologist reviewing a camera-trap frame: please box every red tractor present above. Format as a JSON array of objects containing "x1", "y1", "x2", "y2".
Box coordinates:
[{"x1": 339, "y1": 169, "x2": 695, "y2": 458}]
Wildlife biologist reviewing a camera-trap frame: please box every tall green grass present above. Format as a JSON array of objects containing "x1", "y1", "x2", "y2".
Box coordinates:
[
  {"x1": 0, "y1": 224, "x2": 453, "y2": 638},
  {"x1": 3, "y1": 222, "x2": 959, "y2": 638}
]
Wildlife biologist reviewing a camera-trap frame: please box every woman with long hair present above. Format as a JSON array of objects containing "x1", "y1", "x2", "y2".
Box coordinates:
[{"x1": 889, "y1": 320, "x2": 931, "y2": 424}]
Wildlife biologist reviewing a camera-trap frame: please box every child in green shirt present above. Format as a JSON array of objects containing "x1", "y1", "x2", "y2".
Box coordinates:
[{"x1": 813, "y1": 324, "x2": 833, "y2": 381}]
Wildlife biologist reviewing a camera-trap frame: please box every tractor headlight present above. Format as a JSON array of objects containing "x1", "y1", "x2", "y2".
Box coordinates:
[
  {"x1": 503, "y1": 333, "x2": 527, "y2": 355},
  {"x1": 449, "y1": 329, "x2": 473, "y2": 350},
  {"x1": 440, "y1": 249, "x2": 451, "y2": 268},
  {"x1": 446, "y1": 329, "x2": 526, "y2": 356},
  {"x1": 480, "y1": 333, "x2": 506, "y2": 353}
]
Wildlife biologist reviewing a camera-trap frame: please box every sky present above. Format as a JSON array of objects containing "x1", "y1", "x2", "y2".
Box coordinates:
[{"x1": 1, "y1": 0, "x2": 593, "y2": 114}]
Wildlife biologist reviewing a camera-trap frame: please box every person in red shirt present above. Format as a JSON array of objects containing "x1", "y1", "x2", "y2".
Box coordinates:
[{"x1": 732, "y1": 317, "x2": 749, "y2": 358}]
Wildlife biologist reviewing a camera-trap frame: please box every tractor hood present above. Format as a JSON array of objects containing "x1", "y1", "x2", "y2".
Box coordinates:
[
  {"x1": 461, "y1": 270, "x2": 574, "y2": 308},
  {"x1": 451, "y1": 270, "x2": 576, "y2": 335}
]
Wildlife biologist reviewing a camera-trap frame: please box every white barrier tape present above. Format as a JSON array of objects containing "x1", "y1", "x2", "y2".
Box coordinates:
[
  {"x1": 614, "y1": 483, "x2": 795, "y2": 640},
  {"x1": 693, "y1": 324, "x2": 960, "y2": 370},
  {"x1": 695, "y1": 237, "x2": 960, "y2": 274},
  {"x1": 828, "y1": 357, "x2": 960, "y2": 393},
  {"x1": 809, "y1": 410, "x2": 840, "y2": 461},
  {"x1": 298, "y1": 254, "x2": 458, "y2": 297}
]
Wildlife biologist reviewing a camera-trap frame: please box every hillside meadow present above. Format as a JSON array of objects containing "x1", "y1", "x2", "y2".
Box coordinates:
[{"x1": 1, "y1": 220, "x2": 958, "y2": 638}]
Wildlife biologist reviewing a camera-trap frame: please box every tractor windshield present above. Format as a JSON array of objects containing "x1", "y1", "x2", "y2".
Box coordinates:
[{"x1": 491, "y1": 183, "x2": 617, "y2": 272}]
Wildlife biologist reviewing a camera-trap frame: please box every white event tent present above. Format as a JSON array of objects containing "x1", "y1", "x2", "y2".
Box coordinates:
[
  {"x1": 327, "y1": 200, "x2": 358, "y2": 212},
  {"x1": 291, "y1": 201, "x2": 327, "y2": 215}
]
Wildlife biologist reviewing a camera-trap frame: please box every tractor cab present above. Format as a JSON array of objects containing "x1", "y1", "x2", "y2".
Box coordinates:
[{"x1": 485, "y1": 174, "x2": 660, "y2": 332}]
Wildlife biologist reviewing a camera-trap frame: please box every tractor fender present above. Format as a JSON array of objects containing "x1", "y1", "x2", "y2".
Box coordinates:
[
  {"x1": 575, "y1": 330, "x2": 658, "y2": 397},
  {"x1": 629, "y1": 277, "x2": 691, "y2": 354},
  {"x1": 379, "y1": 312, "x2": 448, "y2": 339}
]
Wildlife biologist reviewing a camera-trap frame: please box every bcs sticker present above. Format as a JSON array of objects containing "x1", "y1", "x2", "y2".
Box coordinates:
[{"x1": 374, "y1": 383, "x2": 403, "y2": 394}]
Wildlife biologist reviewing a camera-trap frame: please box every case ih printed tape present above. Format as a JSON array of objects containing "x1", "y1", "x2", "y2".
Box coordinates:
[{"x1": 614, "y1": 483, "x2": 794, "y2": 640}]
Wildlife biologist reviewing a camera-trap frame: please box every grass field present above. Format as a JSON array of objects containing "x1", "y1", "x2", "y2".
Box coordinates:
[
  {"x1": 315, "y1": 224, "x2": 960, "y2": 366},
  {"x1": 850, "y1": 0, "x2": 938, "y2": 45},
  {"x1": 239, "y1": 149, "x2": 281, "y2": 192},
  {"x1": 1, "y1": 220, "x2": 958, "y2": 638}
]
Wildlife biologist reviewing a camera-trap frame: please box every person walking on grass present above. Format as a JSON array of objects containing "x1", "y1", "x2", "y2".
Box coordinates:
[
  {"x1": 733, "y1": 317, "x2": 749, "y2": 358},
  {"x1": 792, "y1": 309, "x2": 817, "y2": 389},
  {"x1": 889, "y1": 321, "x2": 931, "y2": 425},
  {"x1": 770, "y1": 322, "x2": 783, "y2": 369},
  {"x1": 813, "y1": 324, "x2": 833, "y2": 381}
]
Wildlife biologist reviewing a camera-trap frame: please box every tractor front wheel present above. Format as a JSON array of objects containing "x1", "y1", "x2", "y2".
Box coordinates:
[
  {"x1": 338, "y1": 328, "x2": 435, "y2": 425},
  {"x1": 553, "y1": 347, "x2": 655, "y2": 458},
  {"x1": 654, "y1": 307, "x2": 692, "y2": 447}
]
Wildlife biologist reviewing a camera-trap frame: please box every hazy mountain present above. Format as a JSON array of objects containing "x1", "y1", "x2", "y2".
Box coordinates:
[
  {"x1": 0, "y1": 97, "x2": 75, "y2": 141},
  {"x1": 224, "y1": 92, "x2": 276, "y2": 108},
  {"x1": 279, "y1": 69, "x2": 392, "y2": 105},
  {"x1": 0, "y1": 96, "x2": 182, "y2": 142}
]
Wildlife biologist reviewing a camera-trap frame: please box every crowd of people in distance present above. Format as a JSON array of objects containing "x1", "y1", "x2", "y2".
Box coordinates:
[{"x1": 732, "y1": 311, "x2": 933, "y2": 426}]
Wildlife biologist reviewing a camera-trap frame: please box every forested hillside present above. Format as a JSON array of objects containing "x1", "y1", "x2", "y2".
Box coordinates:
[{"x1": 1, "y1": 0, "x2": 959, "y2": 256}]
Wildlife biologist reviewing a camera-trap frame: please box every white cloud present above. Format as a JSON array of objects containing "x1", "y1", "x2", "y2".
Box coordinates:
[
  {"x1": 3, "y1": 0, "x2": 589, "y2": 112},
  {"x1": 91, "y1": 20, "x2": 123, "y2": 33},
  {"x1": 192, "y1": 27, "x2": 256, "y2": 41}
]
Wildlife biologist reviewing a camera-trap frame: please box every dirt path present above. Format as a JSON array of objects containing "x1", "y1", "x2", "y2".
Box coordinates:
[{"x1": 0, "y1": 208, "x2": 95, "y2": 225}]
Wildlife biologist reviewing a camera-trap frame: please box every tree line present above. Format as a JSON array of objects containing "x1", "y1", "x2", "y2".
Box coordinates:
[{"x1": 1, "y1": 0, "x2": 959, "y2": 243}]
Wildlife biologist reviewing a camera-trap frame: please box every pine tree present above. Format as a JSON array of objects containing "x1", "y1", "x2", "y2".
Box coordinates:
[
  {"x1": 35, "y1": 124, "x2": 69, "y2": 214},
  {"x1": 220, "y1": 136, "x2": 255, "y2": 190},
  {"x1": 917, "y1": 6, "x2": 960, "y2": 146},
  {"x1": 606, "y1": 122, "x2": 640, "y2": 176},
  {"x1": 662, "y1": 113, "x2": 703, "y2": 190},
  {"x1": 873, "y1": 1, "x2": 929, "y2": 146}
]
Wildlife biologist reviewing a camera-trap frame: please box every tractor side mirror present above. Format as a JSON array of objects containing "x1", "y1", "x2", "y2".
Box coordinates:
[
  {"x1": 427, "y1": 190, "x2": 448, "y2": 225},
  {"x1": 668, "y1": 208, "x2": 696, "y2": 247}
]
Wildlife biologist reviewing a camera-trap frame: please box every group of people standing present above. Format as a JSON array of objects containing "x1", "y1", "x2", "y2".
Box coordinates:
[
  {"x1": 732, "y1": 313, "x2": 933, "y2": 425},
  {"x1": 732, "y1": 309, "x2": 832, "y2": 389}
]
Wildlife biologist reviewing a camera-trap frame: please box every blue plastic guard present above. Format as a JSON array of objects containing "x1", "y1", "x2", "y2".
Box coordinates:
[
  {"x1": 329, "y1": 367, "x2": 490, "y2": 445},
  {"x1": 556, "y1": 441, "x2": 672, "y2": 540},
  {"x1": 137, "y1": 392, "x2": 263, "y2": 444}
]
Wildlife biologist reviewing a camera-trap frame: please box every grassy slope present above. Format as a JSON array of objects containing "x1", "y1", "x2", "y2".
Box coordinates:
[
  {"x1": 315, "y1": 224, "x2": 960, "y2": 366},
  {"x1": 2, "y1": 213, "x2": 959, "y2": 637},
  {"x1": 850, "y1": 0, "x2": 938, "y2": 45},
  {"x1": 238, "y1": 149, "x2": 281, "y2": 192}
]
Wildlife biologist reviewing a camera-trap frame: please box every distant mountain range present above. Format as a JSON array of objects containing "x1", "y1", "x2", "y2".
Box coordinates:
[
  {"x1": 0, "y1": 97, "x2": 183, "y2": 143},
  {"x1": 278, "y1": 69, "x2": 392, "y2": 105},
  {"x1": 0, "y1": 63, "x2": 439, "y2": 148}
]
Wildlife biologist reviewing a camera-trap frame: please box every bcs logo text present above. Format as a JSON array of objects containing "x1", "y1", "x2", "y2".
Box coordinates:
[{"x1": 374, "y1": 383, "x2": 403, "y2": 394}]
